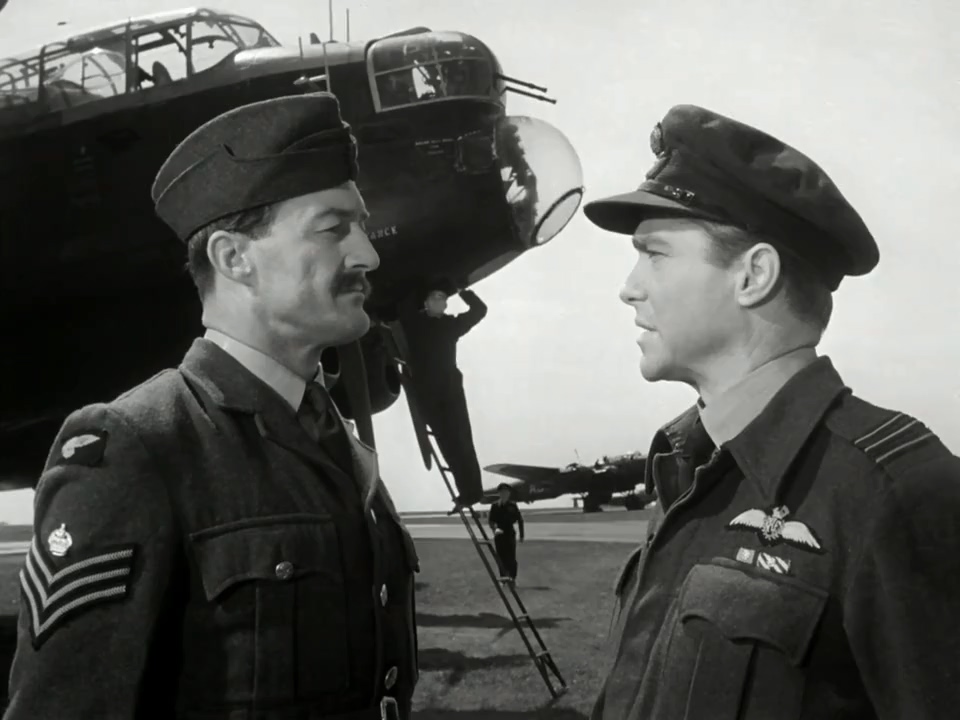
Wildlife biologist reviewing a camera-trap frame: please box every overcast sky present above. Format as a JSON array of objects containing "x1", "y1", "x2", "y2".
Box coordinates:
[{"x1": 1, "y1": 0, "x2": 957, "y2": 522}]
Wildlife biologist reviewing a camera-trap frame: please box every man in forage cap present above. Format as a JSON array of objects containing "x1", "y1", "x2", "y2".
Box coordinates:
[
  {"x1": 586, "y1": 104, "x2": 960, "y2": 720},
  {"x1": 5, "y1": 92, "x2": 420, "y2": 720}
]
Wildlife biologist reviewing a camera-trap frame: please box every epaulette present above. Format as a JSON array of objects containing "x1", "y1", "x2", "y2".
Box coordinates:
[
  {"x1": 828, "y1": 397, "x2": 949, "y2": 477},
  {"x1": 113, "y1": 367, "x2": 175, "y2": 403}
]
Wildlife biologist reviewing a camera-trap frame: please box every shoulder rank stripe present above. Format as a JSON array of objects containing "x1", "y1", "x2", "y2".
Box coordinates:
[
  {"x1": 19, "y1": 538, "x2": 136, "y2": 648},
  {"x1": 853, "y1": 412, "x2": 937, "y2": 465}
]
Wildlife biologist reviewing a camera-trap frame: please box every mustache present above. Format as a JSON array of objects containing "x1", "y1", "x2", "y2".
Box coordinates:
[{"x1": 333, "y1": 270, "x2": 373, "y2": 298}]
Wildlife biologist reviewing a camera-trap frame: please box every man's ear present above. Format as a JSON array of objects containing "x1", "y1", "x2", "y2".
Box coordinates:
[
  {"x1": 735, "y1": 243, "x2": 782, "y2": 308},
  {"x1": 207, "y1": 230, "x2": 255, "y2": 287}
]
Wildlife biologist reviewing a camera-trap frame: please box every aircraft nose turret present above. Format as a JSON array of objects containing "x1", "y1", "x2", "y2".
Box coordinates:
[{"x1": 496, "y1": 115, "x2": 584, "y2": 250}]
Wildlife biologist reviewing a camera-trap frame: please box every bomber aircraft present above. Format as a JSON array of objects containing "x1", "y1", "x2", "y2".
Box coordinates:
[
  {"x1": 0, "y1": 6, "x2": 584, "y2": 484},
  {"x1": 483, "y1": 451, "x2": 656, "y2": 513}
]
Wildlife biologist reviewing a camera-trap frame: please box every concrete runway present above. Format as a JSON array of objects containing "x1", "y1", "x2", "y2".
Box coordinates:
[
  {"x1": 406, "y1": 519, "x2": 647, "y2": 544},
  {"x1": 0, "y1": 517, "x2": 649, "y2": 553}
]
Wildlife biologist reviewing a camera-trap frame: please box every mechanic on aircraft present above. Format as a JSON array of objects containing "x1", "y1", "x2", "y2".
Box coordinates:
[
  {"x1": 489, "y1": 482, "x2": 525, "y2": 582},
  {"x1": 398, "y1": 281, "x2": 487, "y2": 508},
  {"x1": 5, "y1": 93, "x2": 419, "y2": 720}
]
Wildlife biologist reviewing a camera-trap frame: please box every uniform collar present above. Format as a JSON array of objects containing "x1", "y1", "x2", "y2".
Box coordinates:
[
  {"x1": 203, "y1": 328, "x2": 325, "y2": 410},
  {"x1": 723, "y1": 356, "x2": 849, "y2": 498},
  {"x1": 699, "y1": 346, "x2": 819, "y2": 446},
  {"x1": 644, "y1": 356, "x2": 850, "y2": 500}
]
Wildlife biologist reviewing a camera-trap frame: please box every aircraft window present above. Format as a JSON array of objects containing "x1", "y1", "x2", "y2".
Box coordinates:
[
  {"x1": 229, "y1": 21, "x2": 279, "y2": 50},
  {"x1": 497, "y1": 116, "x2": 584, "y2": 248},
  {"x1": 40, "y1": 46, "x2": 127, "y2": 109},
  {"x1": 368, "y1": 32, "x2": 498, "y2": 111},
  {"x1": 189, "y1": 19, "x2": 244, "y2": 73},
  {"x1": 133, "y1": 27, "x2": 188, "y2": 90},
  {"x1": 0, "y1": 53, "x2": 44, "y2": 108}
]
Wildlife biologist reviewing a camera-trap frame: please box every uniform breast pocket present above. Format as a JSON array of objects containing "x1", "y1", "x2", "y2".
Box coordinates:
[
  {"x1": 662, "y1": 558, "x2": 828, "y2": 720},
  {"x1": 189, "y1": 514, "x2": 350, "y2": 701}
]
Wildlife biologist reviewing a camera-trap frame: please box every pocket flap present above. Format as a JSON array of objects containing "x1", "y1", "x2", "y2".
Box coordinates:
[
  {"x1": 678, "y1": 558, "x2": 828, "y2": 666},
  {"x1": 189, "y1": 514, "x2": 342, "y2": 601}
]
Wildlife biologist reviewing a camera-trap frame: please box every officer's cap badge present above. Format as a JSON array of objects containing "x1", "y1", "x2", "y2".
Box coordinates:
[
  {"x1": 726, "y1": 505, "x2": 823, "y2": 554},
  {"x1": 47, "y1": 523, "x2": 72, "y2": 557},
  {"x1": 649, "y1": 122, "x2": 665, "y2": 157}
]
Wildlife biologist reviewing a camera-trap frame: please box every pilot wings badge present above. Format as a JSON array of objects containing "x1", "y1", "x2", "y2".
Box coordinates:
[{"x1": 726, "y1": 505, "x2": 823, "y2": 554}]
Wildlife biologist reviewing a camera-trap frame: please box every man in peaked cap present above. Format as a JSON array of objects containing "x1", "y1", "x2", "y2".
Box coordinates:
[
  {"x1": 587, "y1": 105, "x2": 960, "y2": 720},
  {"x1": 5, "y1": 93, "x2": 420, "y2": 720}
]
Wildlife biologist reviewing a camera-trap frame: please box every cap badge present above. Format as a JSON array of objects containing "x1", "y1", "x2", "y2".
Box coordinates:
[
  {"x1": 47, "y1": 523, "x2": 73, "y2": 557},
  {"x1": 649, "y1": 122, "x2": 665, "y2": 156}
]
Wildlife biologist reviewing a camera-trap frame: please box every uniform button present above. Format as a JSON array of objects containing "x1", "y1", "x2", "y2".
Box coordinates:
[
  {"x1": 275, "y1": 561, "x2": 294, "y2": 580},
  {"x1": 380, "y1": 583, "x2": 388, "y2": 606},
  {"x1": 384, "y1": 665, "x2": 398, "y2": 690}
]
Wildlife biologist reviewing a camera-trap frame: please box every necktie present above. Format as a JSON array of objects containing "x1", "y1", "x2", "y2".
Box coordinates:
[
  {"x1": 297, "y1": 381, "x2": 354, "y2": 473},
  {"x1": 298, "y1": 381, "x2": 379, "y2": 508}
]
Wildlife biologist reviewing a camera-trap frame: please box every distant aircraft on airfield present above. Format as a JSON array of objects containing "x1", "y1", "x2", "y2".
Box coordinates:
[{"x1": 483, "y1": 451, "x2": 656, "y2": 513}]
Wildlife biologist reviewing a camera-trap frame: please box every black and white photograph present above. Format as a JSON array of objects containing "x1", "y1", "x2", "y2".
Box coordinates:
[{"x1": 0, "y1": 0, "x2": 957, "y2": 717}]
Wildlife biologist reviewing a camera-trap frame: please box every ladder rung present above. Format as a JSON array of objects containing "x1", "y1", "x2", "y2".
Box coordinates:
[{"x1": 424, "y1": 433, "x2": 565, "y2": 699}]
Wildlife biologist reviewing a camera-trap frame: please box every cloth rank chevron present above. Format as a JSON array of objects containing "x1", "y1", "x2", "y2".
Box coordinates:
[{"x1": 19, "y1": 537, "x2": 137, "y2": 648}]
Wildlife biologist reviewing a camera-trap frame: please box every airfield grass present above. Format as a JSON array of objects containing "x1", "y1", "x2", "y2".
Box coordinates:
[
  {"x1": 410, "y1": 538, "x2": 632, "y2": 719},
  {"x1": 0, "y1": 527, "x2": 635, "y2": 717}
]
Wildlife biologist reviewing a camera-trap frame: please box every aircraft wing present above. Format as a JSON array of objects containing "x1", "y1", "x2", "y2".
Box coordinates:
[{"x1": 483, "y1": 463, "x2": 561, "y2": 483}]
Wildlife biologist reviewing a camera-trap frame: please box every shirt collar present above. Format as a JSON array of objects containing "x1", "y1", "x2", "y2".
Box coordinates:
[
  {"x1": 203, "y1": 329, "x2": 320, "y2": 411},
  {"x1": 644, "y1": 355, "x2": 850, "y2": 501},
  {"x1": 699, "y1": 346, "x2": 819, "y2": 446},
  {"x1": 723, "y1": 355, "x2": 849, "y2": 499}
]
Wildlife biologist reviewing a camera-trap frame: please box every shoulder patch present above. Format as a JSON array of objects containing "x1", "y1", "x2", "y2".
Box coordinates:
[
  {"x1": 19, "y1": 536, "x2": 137, "y2": 648},
  {"x1": 852, "y1": 411, "x2": 938, "y2": 465},
  {"x1": 55, "y1": 431, "x2": 108, "y2": 467}
]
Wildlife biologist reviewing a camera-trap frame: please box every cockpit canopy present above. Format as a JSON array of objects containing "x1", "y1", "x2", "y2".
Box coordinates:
[
  {"x1": 366, "y1": 30, "x2": 504, "y2": 112},
  {"x1": 0, "y1": 7, "x2": 279, "y2": 119}
]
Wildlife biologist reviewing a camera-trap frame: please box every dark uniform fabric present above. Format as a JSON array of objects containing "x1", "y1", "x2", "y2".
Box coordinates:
[
  {"x1": 583, "y1": 104, "x2": 879, "y2": 291},
  {"x1": 488, "y1": 501, "x2": 524, "y2": 579},
  {"x1": 4, "y1": 339, "x2": 420, "y2": 719},
  {"x1": 399, "y1": 290, "x2": 488, "y2": 504},
  {"x1": 591, "y1": 357, "x2": 960, "y2": 720}
]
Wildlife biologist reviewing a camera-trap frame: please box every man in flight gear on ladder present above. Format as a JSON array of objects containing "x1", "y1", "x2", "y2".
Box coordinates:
[
  {"x1": 489, "y1": 482, "x2": 525, "y2": 582},
  {"x1": 398, "y1": 281, "x2": 487, "y2": 509}
]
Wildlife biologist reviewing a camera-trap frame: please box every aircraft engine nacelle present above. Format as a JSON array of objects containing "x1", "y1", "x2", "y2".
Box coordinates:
[{"x1": 324, "y1": 325, "x2": 402, "y2": 420}]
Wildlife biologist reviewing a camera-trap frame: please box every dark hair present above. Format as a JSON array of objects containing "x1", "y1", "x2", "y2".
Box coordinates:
[
  {"x1": 185, "y1": 204, "x2": 276, "y2": 297},
  {"x1": 694, "y1": 220, "x2": 834, "y2": 330},
  {"x1": 419, "y1": 280, "x2": 455, "y2": 307}
]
